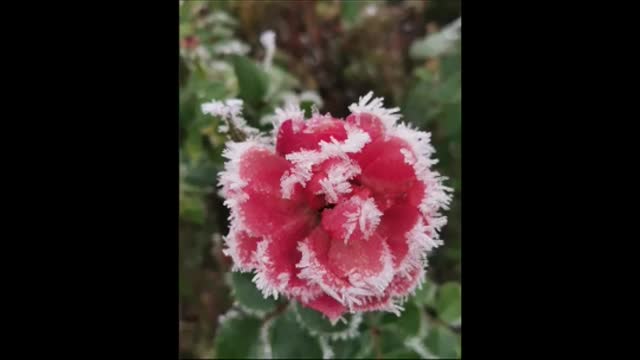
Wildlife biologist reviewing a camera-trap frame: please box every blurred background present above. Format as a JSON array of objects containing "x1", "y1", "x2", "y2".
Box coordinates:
[{"x1": 179, "y1": 0, "x2": 460, "y2": 358}]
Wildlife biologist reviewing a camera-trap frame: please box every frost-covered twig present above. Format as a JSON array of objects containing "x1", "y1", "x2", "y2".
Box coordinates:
[
  {"x1": 201, "y1": 98, "x2": 259, "y2": 141},
  {"x1": 260, "y1": 30, "x2": 276, "y2": 70}
]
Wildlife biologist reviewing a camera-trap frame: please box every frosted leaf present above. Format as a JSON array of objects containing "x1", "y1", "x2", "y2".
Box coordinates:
[
  {"x1": 318, "y1": 336, "x2": 334, "y2": 359},
  {"x1": 213, "y1": 40, "x2": 250, "y2": 56},
  {"x1": 218, "y1": 308, "x2": 242, "y2": 326},
  {"x1": 201, "y1": 98, "x2": 259, "y2": 138}
]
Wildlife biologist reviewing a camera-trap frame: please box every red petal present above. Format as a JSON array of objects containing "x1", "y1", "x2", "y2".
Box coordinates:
[
  {"x1": 276, "y1": 118, "x2": 347, "y2": 156},
  {"x1": 360, "y1": 137, "x2": 417, "y2": 195},
  {"x1": 320, "y1": 189, "x2": 380, "y2": 243},
  {"x1": 387, "y1": 266, "x2": 424, "y2": 298},
  {"x1": 377, "y1": 204, "x2": 421, "y2": 270},
  {"x1": 305, "y1": 199, "x2": 394, "y2": 306},
  {"x1": 407, "y1": 181, "x2": 426, "y2": 208},
  {"x1": 326, "y1": 232, "x2": 393, "y2": 295},
  {"x1": 237, "y1": 148, "x2": 310, "y2": 236},
  {"x1": 253, "y1": 215, "x2": 317, "y2": 299},
  {"x1": 349, "y1": 137, "x2": 387, "y2": 171},
  {"x1": 300, "y1": 294, "x2": 347, "y2": 323},
  {"x1": 345, "y1": 113, "x2": 385, "y2": 141},
  {"x1": 350, "y1": 294, "x2": 394, "y2": 313},
  {"x1": 223, "y1": 228, "x2": 261, "y2": 272},
  {"x1": 306, "y1": 158, "x2": 356, "y2": 204},
  {"x1": 298, "y1": 227, "x2": 385, "y2": 308}
]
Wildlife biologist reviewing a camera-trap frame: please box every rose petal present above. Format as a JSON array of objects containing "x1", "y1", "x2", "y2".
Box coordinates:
[
  {"x1": 326, "y1": 232, "x2": 394, "y2": 296},
  {"x1": 237, "y1": 147, "x2": 310, "y2": 236},
  {"x1": 298, "y1": 227, "x2": 372, "y2": 309},
  {"x1": 276, "y1": 117, "x2": 347, "y2": 156},
  {"x1": 387, "y1": 266, "x2": 425, "y2": 298},
  {"x1": 345, "y1": 112, "x2": 385, "y2": 141},
  {"x1": 377, "y1": 203, "x2": 421, "y2": 270},
  {"x1": 223, "y1": 228, "x2": 261, "y2": 272},
  {"x1": 307, "y1": 158, "x2": 360, "y2": 204},
  {"x1": 320, "y1": 189, "x2": 381, "y2": 243},
  {"x1": 300, "y1": 294, "x2": 347, "y2": 324},
  {"x1": 252, "y1": 214, "x2": 318, "y2": 299},
  {"x1": 360, "y1": 137, "x2": 417, "y2": 195}
]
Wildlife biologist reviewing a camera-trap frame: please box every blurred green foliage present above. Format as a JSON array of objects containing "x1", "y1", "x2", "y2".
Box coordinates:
[{"x1": 179, "y1": 1, "x2": 460, "y2": 358}]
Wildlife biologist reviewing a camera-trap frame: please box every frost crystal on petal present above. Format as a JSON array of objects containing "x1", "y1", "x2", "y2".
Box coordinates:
[
  {"x1": 281, "y1": 125, "x2": 371, "y2": 199},
  {"x1": 270, "y1": 103, "x2": 305, "y2": 133},
  {"x1": 317, "y1": 160, "x2": 361, "y2": 203},
  {"x1": 348, "y1": 91, "x2": 402, "y2": 131}
]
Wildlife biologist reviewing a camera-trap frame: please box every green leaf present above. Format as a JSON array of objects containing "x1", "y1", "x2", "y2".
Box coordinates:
[
  {"x1": 403, "y1": 80, "x2": 438, "y2": 127},
  {"x1": 433, "y1": 71, "x2": 461, "y2": 104},
  {"x1": 409, "y1": 24, "x2": 461, "y2": 60},
  {"x1": 300, "y1": 100, "x2": 315, "y2": 118},
  {"x1": 352, "y1": 331, "x2": 376, "y2": 359},
  {"x1": 440, "y1": 52, "x2": 461, "y2": 78},
  {"x1": 269, "y1": 310, "x2": 323, "y2": 358},
  {"x1": 200, "y1": 81, "x2": 228, "y2": 101},
  {"x1": 184, "y1": 161, "x2": 217, "y2": 188},
  {"x1": 414, "y1": 278, "x2": 439, "y2": 307},
  {"x1": 179, "y1": 193, "x2": 205, "y2": 225},
  {"x1": 232, "y1": 56, "x2": 267, "y2": 106},
  {"x1": 435, "y1": 282, "x2": 461, "y2": 326},
  {"x1": 265, "y1": 66, "x2": 300, "y2": 102},
  {"x1": 330, "y1": 336, "x2": 369, "y2": 359},
  {"x1": 424, "y1": 325, "x2": 460, "y2": 359},
  {"x1": 341, "y1": 0, "x2": 364, "y2": 26},
  {"x1": 214, "y1": 311, "x2": 264, "y2": 359},
  {"x1": 383, "y1": 348, "x2": 422, "y2": 359},
  {"x1": 380, "y1": 301, "x2": 421, "y2": 337},
  {"x1": 229, "y1": 272, "x2": 278, "y2": 314},
  {"x1": 379, "y1": 327, "x2": 421, "y2": 359},
  {"x1": 379, "y1": 328, "x2": 406, "y2": 356},
  {"x1": 293, "y1": 302, "x2": 351, "y2": 335},
  {"x1": 442, "y1": 103, "x2": 461, "y2": 138}
]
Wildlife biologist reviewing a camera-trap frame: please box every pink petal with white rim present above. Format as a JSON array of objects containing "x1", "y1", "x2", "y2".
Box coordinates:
[
  {"x1": 300, "y1": 294, "x2": 347, "y2": 324},
  {"x1": 377, "y1": 203, "x2": 421, "y2": 271},
  {"x1": 299, "y1": 200, "x2": 394, "y2": 309},
  {"x1": 360, "y1": 137, "x2": 418, "y2": 197},
  {"x1": 306, "y1": 158, "x2": 361, "y2": 204},
  {"x1": 222, "y1": 227, "x2": 261, "y2": 272},
  {"x1": 345, "y1": 112, "x2": 385, "y2": 141},
  {"x1": 276, "y1": 117, "x2": 348, "y2": 156},
  {"x1": 320, "y1": 189, "x2": 382, "y2": 243},
  {"x1": 280, "y1": 125, "x2": 371, "y2": 200},
  {"x1": 235, "y1": 147, "x2": 310, "y2": 237},
  {"x1": 252, "y1": 214, "x2": 318, "y2": 300}
]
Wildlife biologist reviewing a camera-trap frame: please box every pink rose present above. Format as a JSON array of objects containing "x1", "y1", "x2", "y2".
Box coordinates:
[{"x1": 219, "y1": 93, "x2": 451, "y2": 323}]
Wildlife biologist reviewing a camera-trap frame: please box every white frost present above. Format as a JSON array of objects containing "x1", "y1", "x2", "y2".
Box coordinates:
[
  {"x1": 317, "y1": 160, "x2": 361, "y2": 204},
  {"x1": 260, "y1": 30, "x2": 276, "y2": 69},
  {"x1": 341, "y1": 196, "x2": 383, "y2": 243},
  {"x1": 201, "y1": 98, "x2": 259, "y2": 137},
  {"x1": 281, "y1": 125, "x2": 371, "y2": 199},
  {"x1": 212, "y1": 40, "x2": 250, "y2": 56},
  {"x1": 318, "y1": 336, "x2": 334, "y2": 359},
  {"x1": 348, "y1": 91, "x2": 402, "y2": 131}
]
